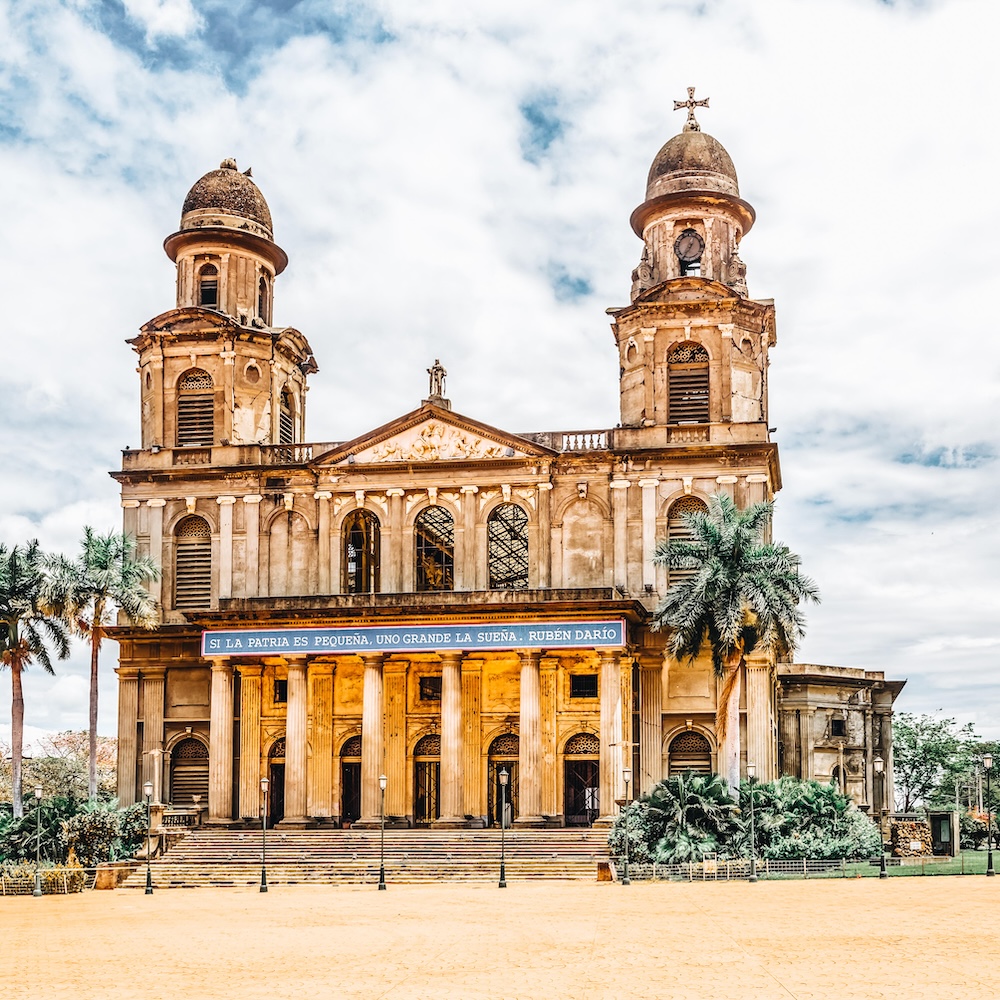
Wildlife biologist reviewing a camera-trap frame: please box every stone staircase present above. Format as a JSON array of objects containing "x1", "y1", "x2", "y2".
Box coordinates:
[{"x1": 120, "y1": 828, "x2": 610, "y2": 888}]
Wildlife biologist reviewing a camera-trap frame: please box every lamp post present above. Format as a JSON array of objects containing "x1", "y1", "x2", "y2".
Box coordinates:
[
  {"x1": 260, "y1": 776, "x2": 269, "y2": 893},
  {"x1": 873, "y1": 756, "x2": 887, "y2": 879},
  {"x1": 985, "y1": 753, "x2": 995, "y2": 877},
  {"x1": 32, "y1": 785, "x2": 43, "y2": 898},
  {"x1": 498, "y1": 767, "x2": 508, "y2": 888},
  {"x1": 746, "y1": 763, "x2": 758, "y2": 884},
  {"x1": 378, "y1": 773, "x2": 387, "y2": 891},
  {"x1": 143, "y1": 779, "x2": 154, "y2": 895},
  {"x1": 622, "y1": 767, "x2": 632, "y2": 886}
]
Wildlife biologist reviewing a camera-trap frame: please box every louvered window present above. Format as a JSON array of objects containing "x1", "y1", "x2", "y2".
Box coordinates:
[
  {"x1": 343, "y1": 509, "x2": 380, "y2": 594},
  {"x1": 177, "y1": 369, "x2": 214, "y2": 446},
  {"x1": 169, "y1": 737, "x2": 209, "y2": 806},
  {"x1": 667, "y1": 496, "x2": 707, "y2": 586},
  {"x1": 668, "y1": 731, "x2": 712, "y2": 775},
  {"x1": 198, "y1": 264, "x2": 218, "y2": 307},
  {"x1": 258, "y1": 275, "x2": 270, "y2": 325},
  {"x1": 174, "y1": 516, "x2": 212, "y2": 610},
  {"x1": 488, "y1": 503, "x2": 528, "y2": 590},
  {"x1": 279, "y1": 389, "x2": 294, "y2": 444},
  {"x1": 668, "y1": 343, "x2": 709, "y2": 423},
  {"x1": 415, "y1": 505, "x2": 454, "y2": 592}
]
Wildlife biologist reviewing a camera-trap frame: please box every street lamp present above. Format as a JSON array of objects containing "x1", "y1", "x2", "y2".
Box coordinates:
[
  {"x1": 32, "y1": 785, "x2": 43, "y2": 898},
  {"x1": 260, "y1": 776, "x2": 269, "y2": 893},
  {"x1": 621, "y1": 767, "x2": 632, "y2": 887},
  {"x1": 378, "y1": 773, "x2": 387, "y2": 891},
  {"x1": 746, "y1": 763, "x2": 758, "y2": 884},
  {"x1": 985, "y1": 753, "x2": 995, "y2": 877},
  {"x1": 143, "y1": 780, "x2": 154, "y2": 895},
  {"x1": 873, "y1": 756, "x2": 887, "y2": 878},
  {"x1": 498, "y1": 768, "x2": 509, "y2": 888}
]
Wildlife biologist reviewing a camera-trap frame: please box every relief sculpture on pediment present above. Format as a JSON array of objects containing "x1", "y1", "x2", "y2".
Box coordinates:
[{"x1": 363, "y1": 421, "x2": 513, "y2": 463}]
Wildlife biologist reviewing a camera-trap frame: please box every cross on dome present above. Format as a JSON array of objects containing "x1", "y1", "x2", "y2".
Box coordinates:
[{"x1": 673, "y1": 86, "x2": 709, "y2": 132}]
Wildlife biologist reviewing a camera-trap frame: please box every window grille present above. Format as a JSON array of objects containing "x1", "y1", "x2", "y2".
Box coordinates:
[
  {"x1": 177, "y1": 369, "x2": 214, "y2": 446},
  {"x1": 268, "y1": 738, "x2": 286, "y2": 760},
  {"x1": 667, "y1": 496, "x2": 707, "y2": 586},
  {"x1": 174, "y1": 516, "x2": 211, "y2": 610},
  {"x1": 279, "y1": 389, "x2": 294, "y2": 445},
  {"x1": 488, "y1": 503, "x2": 529, "y2": 590},
  {"x1": 569, "y1": 674, "x2": 599, "y2": 699},
  {"x1": 488, "y1": 734, "x2": 519, "y2": 756},
  {"x1": 343, "y1": 509, "x2": 380, "y2": 594},
  {"x1": 565, "y1": 733, "x2": 600, "y2": 755},
  {"x1": 340, "y1": 735, "x2": 362, "y2": 758},
  {"x1": 414, "y1": 734, "x2": 441, "y2": 757},
  {"x1": 668, "y1": 731, "x2": 712, "y2": 775},
  {"x1": 415, "y1": 506, "x2": 454, "y2": 591},
  {"x1": 668, "y1": 343, "x2": 709, "y2": 424}
]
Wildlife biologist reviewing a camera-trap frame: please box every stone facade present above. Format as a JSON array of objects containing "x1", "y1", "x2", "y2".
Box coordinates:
[{"x1": 111, "y1": 117, "x2": 902, "y2": 829}]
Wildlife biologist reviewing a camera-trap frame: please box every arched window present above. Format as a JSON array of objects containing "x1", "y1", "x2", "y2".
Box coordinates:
[
  {"x1": 415, "y1": 506, "x2": 454, "y2": 592},
  {"x1": 198, "y1": 263, "x2": 219, "y2": 308},
  {"x1": 279, "y1": 388, "x2": 294, "y2": 444},
  {"x1": 343, "y1": 510, "x2": 380, "y2": 594},
  {"x1": 169, "y1": 737, "x2": 208, "y2": 807},
  {"x1": 488, "y1": 503, "x2": 528, "y2": 590},
  {"x1": 258, "y1": 275, "x2": 270, "y2": 325},
  {"x1": 413, "y1": 733, "x2": 441, "y2": 827},
  {"x1": 176, "y1": 368, "x2": 215, "y2": 447},
  {"x1": 174, "y1": 516, "x2": 211, "y2": 610},
  {"x1": 668, "y1": 731, "x2": 712, "y2": 775},
  {"x1": 340, "y1": 735, "x2": 361, "y2": 825},
  {"x1": 668, "y1": 343, "x2": 710, "y2": 424},
  {"x1": 667, "y1": 496, "x2": 707, "y2": 585},
  {"x1": 564, "y1": 733, "x2": 600, "y2": 826}
]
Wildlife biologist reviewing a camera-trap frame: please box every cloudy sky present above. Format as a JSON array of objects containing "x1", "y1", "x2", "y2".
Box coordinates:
[{"x1": 1, "y1": 0, "x2": 999, "y2": 748}]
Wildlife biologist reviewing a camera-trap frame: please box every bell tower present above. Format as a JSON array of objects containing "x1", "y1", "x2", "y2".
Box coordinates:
[
  {"x1": 129, "y1": 159, "x2": 317, "y2": 451},
  {"x1": 611, "y1": 91, "x2": 775, "y2": 440}
]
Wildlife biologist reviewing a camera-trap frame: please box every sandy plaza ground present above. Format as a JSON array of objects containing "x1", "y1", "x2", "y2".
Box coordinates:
[{"x1": 3, "y1": 877, "x2": 998, "y2": 999}]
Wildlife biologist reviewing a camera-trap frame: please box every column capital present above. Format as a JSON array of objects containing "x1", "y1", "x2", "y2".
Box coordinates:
[
  {"x1": 609, "y1": 479, "x2": 631, "y2": 490},
  {"x1": 242, "y1": 494, "x2": 264, "y2": 505},
  {"x1": 745, "y1": 474, "x2": 769, "y2": 484},
  {"x1": 121, "y1": 499, "x2": 141, "y2": 509},
  {"x1": 308, "y1": 660, "x2": 335, "y2": 677},
  {"x1": 385, "y1": 488, "x2": 405, "y2": 497},
  {"x1": 537, "y1": 482, "x2": 554, "y2": 491},
  {"x1": 209, "y1": 658, "x2": 231, "y2": 671},
  {"x1": 140, "y1": 667, "x2": 167, "y2": 681},
  {"x1": 516, "y1": 649, "x2": 542, "y2": 664},
  {"x1": 459, "y1": 485, "x2": 479, "y2": 494},
  {"x1": 116, "y1": 666, "x2": 141, "y2": 679},
  {"x1": 314, "y1": 491, "x2": 333, "y2": 500},
  {"x1": 638, "y1": 478, "x2": 660, "y2": 488},
  {"x1": 216, "y1": 495, "x2": 237, "y2": 505},
  {"x1": 146, "y1": 498, "x2": 167, "y2": 508},
  {"x1": 715, "y1": 475, "x2": 738, "y2": 484},
  {"x1": 439, "y1": 650, "x2": 464, "y2": 666},
  {"x1": 361, "y1": 652, "x2": 385, "y2": 668},
  {"x1": 237, "y1": 663, "x2": 264, "y2": 678}
]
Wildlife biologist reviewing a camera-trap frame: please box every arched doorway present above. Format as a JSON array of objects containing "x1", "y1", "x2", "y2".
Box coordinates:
[
  {"x1": 487, "y1": 734, "x2": 519, "y2": 827},
  {"x1": 413, "y1": 734, "x2": 440, "y2": 826},
  {"x1": 169, "y1": 736, "x2": 208, "y2": 807},
  {"x1": 564, "y1": 733, "x2": 600, "y2": 827},
  {"x1": 340, "y1": 735, "x2": 362, "y2": 827},
  {"x1": 667, "y1": 731, "x2": 712, "y2": 775},
  {"x1": 268, "y1": 738, "x2": 286, "y2": 825}
]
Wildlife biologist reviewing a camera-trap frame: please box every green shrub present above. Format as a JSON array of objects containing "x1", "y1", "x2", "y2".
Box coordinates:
[{"x1": 64, "y1": 801, "x2": 148, "y2": 867}]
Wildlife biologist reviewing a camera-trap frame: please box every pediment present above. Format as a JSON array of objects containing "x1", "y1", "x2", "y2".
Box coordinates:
[
  {"x1": 313, "y1": 404, "x2": 556, "y2": 467},
  {"x1": 139, "y1": 307, "x2": 241, "y2": 337},
  {"x1": 634, "y1": 277, "x2": 739, "y2": 304}
]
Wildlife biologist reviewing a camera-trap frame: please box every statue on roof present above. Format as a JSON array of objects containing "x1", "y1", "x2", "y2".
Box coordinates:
[{"x1": 427, "y1": 359, "x2": 447, "y2": 398}]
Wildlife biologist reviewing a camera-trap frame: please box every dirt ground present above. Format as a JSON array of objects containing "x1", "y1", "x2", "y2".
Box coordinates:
[{"x1": 3, "y1": 877, "x2": 998, "y2": 999}]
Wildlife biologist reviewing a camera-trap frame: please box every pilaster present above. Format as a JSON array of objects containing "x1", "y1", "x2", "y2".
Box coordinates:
[
  {"x1": 610, "y1": 479, "x2": 631, "y2": 591},
  {"x1": 116, "y1": 668, "x2": 140, "y2": 806},
  {"x1": 461, "y1": 656, "x2": 483, "y2": 820},
  {"x1": 242, "y1": 495, "x2": 262, "y2": 597},
  {"x1": 596, "y1": 651, "x2": 624, "y2": 826},
  {"x1": 237, "y1": 664, "x2": 263, "y2": 820},
  {"x1": 639, "y1": 657, "x2": 663, "y2": 794},
  {"x1": 141, "y1": 668, "x2": 166, "y2": 795},
  {"x1": 217, "y1": 496, "x2": 236, "y2": 599},
  {"x1": 208, "y1": 659, "x2": 234, "y2": 824},
  {"x1": 308, "y1": 661, "x2": 334, "y2": 820},
  {"x1": 744, "y1": 652, "x2": 774, "y2": 781},
  {"x1": 280, "y1": 656, "x2": 312, "y2": 827},
  {"x1": 384, "y1": 658, "x2": 408, "y2": 820},
  {"x1": 539, "y1": 654, "x2": 559, "y2": 818}
]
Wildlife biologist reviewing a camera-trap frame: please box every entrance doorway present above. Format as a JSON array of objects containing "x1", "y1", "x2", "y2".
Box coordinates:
[
  {"x1": 564, "y1": 733, "x2": 600, "y2": 826},
  {"x1": 413, "y1": 734, "x2": 440, "y2": 826},
  {"x1": 341, "y1": 734, "x2": 362, "y2": 826},
  {"x1": 267, "y1": 738, "x2": 285, "y2": 825},
  {"x1": 487, "y1": 733, "x2": 519, "y2": 827},
  {"x1": 168, "y1": 736, "x2": 209, "y2": 807}
]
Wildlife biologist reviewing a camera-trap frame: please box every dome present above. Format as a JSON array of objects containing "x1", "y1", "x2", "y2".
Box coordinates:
[
  {"x1": 645, "y1": 130, "x2": 739, "y2": 201},
  {"x1": 180, "y1": 158, "x2": 273, "y2": 240}
]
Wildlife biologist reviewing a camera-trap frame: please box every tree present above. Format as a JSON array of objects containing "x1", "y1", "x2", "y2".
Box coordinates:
[
  {"x1": 46, "y1": 529, "x2": 159, "y2": 801},
  {"x1": 652, "y1": 493, "x2": 819, "y2": 789},
  {"x1": 892, "y1": 713, "x2": 977, "y2": 812},
  {"x1": 0, "y1": 541, "x2": 71, "y2": 817}
]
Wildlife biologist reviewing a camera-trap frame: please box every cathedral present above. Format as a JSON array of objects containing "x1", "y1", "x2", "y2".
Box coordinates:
[{"x1": 111, "y1": 94, "x2": 902, "y2": 831}]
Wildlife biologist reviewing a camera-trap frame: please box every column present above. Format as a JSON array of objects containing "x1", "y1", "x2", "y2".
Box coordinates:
[
  {"x1": 116, "y1": 668, "x2": 140, "y2": 806},
  {"x1": 435, "y1": 651, "x2": 466, "y2": 827},
  {"x1": 639, "y1": 657, "x2": 663, "y2": 794},
  {"x1": 462, "y1": 657, "x2": 484, "y2": 820},
  {"x1": 803, "y1": 709, "x2": 816, "y2": 781},
  {"x1": 208, "y1": 659, "x2": 234, "y2": 824},
  {"x1": 141, "y1": 668, "x2": 166, "y2": 793},
  {"x1": 744, "y1": 653, "x2": 774, "y2": 781},
  {"x1": 384, "y1": 658, "x2": 408, "y2": 820},
  {"x1": 315, "y1": 492, "x2": 332, "y2": 593},
  {"x1": 146, "y1": 499, "x2": 165, "y2": 607},
  {"x1": 539, "y1": 655, "x2": 559, "y2": 818},
  {"x1": 356, "y1": 653, "x2": 385, "y2": 827},
  {"x1": 281, "y1": 656, "x2": 310, "y2": 826},
  {"x1": 515, "y1": 650, "x2": 544, "y2": 827},
  {"x1": 385, "y1": 489, "x2": 405, "y2": 592},
  {"x1": 639, "y1": 479, "x2": 659, "y2": 593},
  {"x1": 596, "y1": 651, "x2": 623, "y2": 827},
  {"x1": 217, "y1": 496, "x2": 236, "y2": 599},
  {"x1": 610, "y1": 479, "x2": 630, "y2": 591},
  {"x1": 308, "y1": 661, "x2": 334, "y2": 820},
  {"x1": 242, "y1": 495, "x2": 262, "y2": 597},
  {"x1": 238, "y1": 664, "x2": 263, "y2": 820},
  {"x1": 537, "y1": 483, "x2": 553, "y2": 587},
  {"x1": 121, "y1": 499, "x2": 140, "y2": 547}
]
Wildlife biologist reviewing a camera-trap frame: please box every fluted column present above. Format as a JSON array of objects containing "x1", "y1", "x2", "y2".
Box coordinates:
[
  {"x1": 356, "y1": 653, "x2": 385, "y2": 827},
  {"x1": 540, "y1": 655, "x2": 559, "y2": 817},
  {"x1": 208, "y1": 659, "x2": 234, "y2": 824},
  {"x1": 116, "y1": 668, "x2": 140, "y2": 806},
  {"x1": 596, "y1": 651, "x2": 623, "y2": 827},
  {"x1": 639, "y1": 657, "x2": 663, "y2": 794},
  {"x1": 435, "y1": 651, "x2": 467, "y2": 827},
  {"x1": 308, "y1": 661, "x2": 334, "y2": 820},
  {"x1": 280, "y1": 656, "x2": 310, "y2": 826},
  {"x1": 238, "y1": 664, "x2": 263, "y2": 820},
  {"x1": 384, "y1": 658, "x2": 408, "y2": 820},
  {"x1": 745, "y1": 652, "x2": 775, "y2": 781},
  {"x1": 461, "y1": 657, "x2": 483, "y2": 820},
  {"x1": 515, "y1": 650, "x2": 544, "y2": 827},
  {"x1": 141, "y1": 668, "x2": 166, "y2": 797}
]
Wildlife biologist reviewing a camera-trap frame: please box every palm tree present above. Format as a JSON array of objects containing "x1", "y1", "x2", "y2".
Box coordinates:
[
  {"x1": 652, "y1": 493, "x2": 819, "y2": 790},
  {"x1": 46, "y1": 529, "x2": 159, "y2": 801},
  {"x1": 0, "y1": 541, "x2": 71, "y2": 817}
]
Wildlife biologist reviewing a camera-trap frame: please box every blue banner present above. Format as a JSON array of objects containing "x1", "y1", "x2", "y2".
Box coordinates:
[{"x1": 201, "y1": 619, "x2": 626, "y2": 657}]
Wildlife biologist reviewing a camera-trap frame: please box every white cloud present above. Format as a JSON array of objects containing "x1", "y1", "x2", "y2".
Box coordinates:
[{"x1": 121, "y1": 0, "x2": 200, "y2": 41}]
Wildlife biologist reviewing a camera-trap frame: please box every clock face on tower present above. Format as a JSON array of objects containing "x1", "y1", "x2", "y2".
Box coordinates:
[{"x1": 674, "y1": 229, "x2": 704, "y2": 263}]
